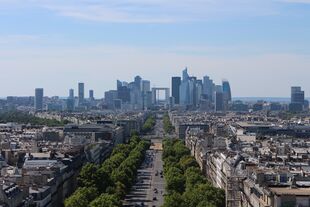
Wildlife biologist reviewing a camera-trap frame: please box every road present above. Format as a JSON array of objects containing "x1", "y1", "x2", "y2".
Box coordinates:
[{"x1": 123, "y1": 118, "x2": 166, "y2": 207}]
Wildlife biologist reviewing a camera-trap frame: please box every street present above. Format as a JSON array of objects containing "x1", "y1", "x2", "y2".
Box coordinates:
[{"x1": 123, "y1": 118, "x2": 166, "y2": 207}]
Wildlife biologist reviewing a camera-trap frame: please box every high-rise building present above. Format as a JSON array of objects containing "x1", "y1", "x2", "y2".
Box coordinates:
[
  {"x1": 222, "y1": 80, "x2": 232, "y2": 102},
  {"x1": 67, "y1": 88, "x2": 75, "y2": 111},
  {"x1": 117, "y1": 80, "x2": 122, "y2": 90},
  {"x1": 215, "y1": 85, "x2": 224, "y2": 112},
  {"x1": 290, "y1": 86, "x2": 305, "y2": 112},
  {"x1": 69, "y1": 89, "x2": 74, "y2": 99},
  {"x1": 189, "y1": 76, "x2": 197, "y2": 107},
  {"x1": 196, "y1": 80, "x2": 203, "y2": 106},
  {"x1": 105, "y1": 90, "x2": 118, "y2": 109},
  {"x1": 78, "y1": 82, "x2": 84, "y2": 105},
  {"x1": 134, "y1": 76, "x2": 142, "y2": 91},
  {"x1": 203, "y1": 76, "x2": 214, "y2": 101},
  {"x1": 89, "y1": 90, "x2": 94, "y2": 100},
  {"x1": 222, "y1": 80, "x2": 232, "y2": 111},
  {"x1": 180, "y1": 68, "x2": 190, "y2": 106},
  {"x1": 34, "y1": 88, "x2": 44, "y2": 111},
  {"x1": 172, "y1": 77, "x2": 181, "y2": 104},
  {"x1": 142, "y1": 80, "x2": 151, "y2": 93}
]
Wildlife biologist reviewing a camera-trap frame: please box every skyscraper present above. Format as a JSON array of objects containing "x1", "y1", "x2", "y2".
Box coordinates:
[
  {"x1": 134, "y1": 76, "x2": 142, "y2": 91},
  {"x1": 290, "y1": 86, "x2": 305, "y2": 112},
  {"x1": 35, "y1": 88, "x2": 44, "y2": 111},
  {"x1": 142, "y1": 80, "x2": 151, "y2": 93},
  {"x1": 222, "y1": 80, "x2": 232, "y2": 111},
  {"x1": 196, "y1": 79, "x2": 203, "y2": 106},
  {"x1": 78, "y1": 82, "x2": 84, "y2": 105},
  {"x1": 180, "y1": 68, "x2": 190, "y2": 106},
  {"x1": 171, "y1": 77, "x2": 181, "y2": 104},
  {"x1": 222, "y1": 80, "x2": 232, "y2": 102},
  {"x1": 215, "y1": 85, "x2": 224, "y2": 112},
  {"x1": 203, "y1": 76, "x2": 214, "y2": 101},
  {"x1": 69, "y1": 89, "x2": 74, "y2": 99},
  {"x1": 105, "y1": 90, "x2": 118, "y2": 109},
  {"x1": 89, "y1": 90, "x2": 94, "y2": 100},
  {"x1": 189, "y1": 76, "x2": 197, "y2": 106}
]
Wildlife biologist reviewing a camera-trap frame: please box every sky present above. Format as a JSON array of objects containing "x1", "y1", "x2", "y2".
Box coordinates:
[{"x1": 1, "y1": 0, "x2": 310, "y2": 98}]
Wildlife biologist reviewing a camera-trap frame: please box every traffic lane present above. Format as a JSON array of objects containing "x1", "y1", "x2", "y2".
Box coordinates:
[{"x1": 150, "y1": 151, "x2": 166, "y2": 207}]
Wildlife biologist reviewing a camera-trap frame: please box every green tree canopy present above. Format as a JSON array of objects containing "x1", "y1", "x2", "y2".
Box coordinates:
[
  {"x1": 89, "y1": 193, "x2": 122, "y2": 207},
  {"x1": 64, "y1": 187, "x2": 98, "y2": 207}
]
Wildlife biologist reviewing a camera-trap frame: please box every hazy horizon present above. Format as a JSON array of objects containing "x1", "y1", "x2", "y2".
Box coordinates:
[{"x1": 1, "y1": 0, "x2": 310, "y2": 97}]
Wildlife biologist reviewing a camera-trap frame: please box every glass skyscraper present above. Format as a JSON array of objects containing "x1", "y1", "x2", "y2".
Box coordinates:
[
  {"x1": 171, "y1": 77, "x2": 181, "y2": 104},
  {"x1": 78, "y1": 82, "x2": 84, "y2": 105},
  {"x1": 35, "y1": 88, "x2": 44, "y2": 111}
]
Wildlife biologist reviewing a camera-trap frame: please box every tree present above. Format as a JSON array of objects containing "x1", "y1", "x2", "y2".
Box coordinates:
[
  {"x1": 89, "y1": 193, "x2": 122, "y2": 207},
  {"x1": 142, "y1": 115, "x2": 155, "y2": 133},
  {"x1": 111, "y1": 144, "x2": 131, "y2": 157},
  {"x1": 163, "y1": 192, "x2": 185, "y2": 207},
  {"x1": 197, "y1": 201, "x2": 217, "y2": 207},
  {"x1": 173, "y1": 141, "x2": 190, "y2": 160},
  {"x1": 64, "y1": 187, "x2": 98, "y2": 207},
  {"x1": 179, "y1": 155, "x2": 199, "y2": 171},
  {"x1": 78, "y1": 163, "x2": 99, "y2": 188},
  {"x1": 183, "y1": 184, "x2": 225, "y2": 207},
  {"x1": 165, "y1": 167, "x2": 185, "y2": 193},
  {"x1": 112, "y1": 181, "x2": 127, "y2": 199},
  {"x1": 185, "y1": 167, "x2": 206, "y2": 190}
]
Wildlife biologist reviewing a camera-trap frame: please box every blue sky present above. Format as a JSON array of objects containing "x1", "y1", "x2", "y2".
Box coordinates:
[{"x1": 1, "y1": 0, "x2": 310, "y2": 97}]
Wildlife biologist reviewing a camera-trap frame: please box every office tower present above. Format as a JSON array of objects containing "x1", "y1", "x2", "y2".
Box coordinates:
[
  {"x1": 134, "y1": 76, "x2": 142, "y2": 91},
  {"x1": 215, "y1": 85, "x2": 224, "y2": 111},
  {"x1": 78, "y1": 82, "x2": 84, "y2": 105},
  {"x1": 141, "y1": 80, "x2": 150, "y2": 109},
  {"x1": 182, "y1": 68, "x2": 189, "y2": 80},
  {"x1": 222, "y1": 80, "x2": 232, "y2": 102},
  {"x1": 105, "y1": 90, "x2": 118, "y2": 109},
  {"x1": 117, "y1": 80, "x2": 122, "y2": 90},
  {"x1": 222, "y1": 80, "x2": 232, "y2": 111},
  {"x1": 67, "y1": 89, "x2": 75, "y2": 111},
  {"x1": 117, "y1": 85, "x2": 131, "y2": 103},
  {"x1": 203, "y1": 76, "x2": 214, "y2": 101},
  {"x1": 180, "y1": 68, "x2": 190, "y2": 106},
  {"x1": 196, "y1": 80, "x2": 203, "y2": 106},
  {"x1": 89, "y1": 90, "x2": 94, "y2": 100},
  {"x1": 34, "y1": 88, "x2": 44, "y2": 111},
  {"x1": 189, "y1": 76, "x2": 197, "y2": 107},
  {"x1": 142, "y1": 80, "x2": 151, "y2": 93},
  {"x1": 172, "y1": 77, "x2": 181, "y2": 104},
  {"x1": 290, "y1": 86, "x2": 305, "y2": 112},
  {"x1": 66, "y1": 99, "x2": 75, "y2": 111},
  {"x1": 144, "y1": 91, "x2": 153, "y2": 109},
  {"x1": 69, "y1": 89, "x2": 74, "y2": 99}
]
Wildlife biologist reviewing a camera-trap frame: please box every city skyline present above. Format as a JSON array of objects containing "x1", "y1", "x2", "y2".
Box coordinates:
[
  {"x1": 1, "y1": 77, "x2": 310, "y2": 99},
  {"x1": 1, "y1": 0, "x2": 310, "y2": 97}
]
